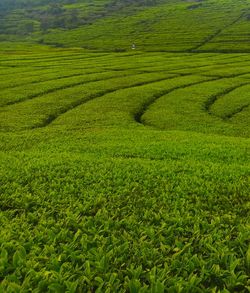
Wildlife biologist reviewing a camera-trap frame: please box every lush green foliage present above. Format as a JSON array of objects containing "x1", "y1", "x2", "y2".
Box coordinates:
[
  {"x1": 0, "y1": 0, "x2": 250, "y2": 52},
  {"x1": 0, "y1": 43, "x2": 249, "y2": 292}
]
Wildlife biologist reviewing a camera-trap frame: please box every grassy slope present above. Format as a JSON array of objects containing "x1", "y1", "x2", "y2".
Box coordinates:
[
  {"x1": 0, "y1": 43, "x2": 249, "y2": 291},
  {"x1": 0, "y1": 0, "x2": 250, "y2": 52},
  {"x1": 42, "y1": 0, "x2": 250, "y2": 52}
]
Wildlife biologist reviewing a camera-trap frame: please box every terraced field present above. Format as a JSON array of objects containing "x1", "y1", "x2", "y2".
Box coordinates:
[
  {"x1": 1, "y1": 0, "x2": 250, "y2": 52},
  {"x1": 1, "y1": 46, "x2": 250, "y2": 135},
  {"x1": 0, "y1": 44, "x2": 249, "y2": 292}
]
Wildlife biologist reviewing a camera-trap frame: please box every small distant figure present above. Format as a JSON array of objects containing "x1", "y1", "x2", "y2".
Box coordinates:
[{"x1": 131, "y1": 43, "x2": 136, "y2": 50}]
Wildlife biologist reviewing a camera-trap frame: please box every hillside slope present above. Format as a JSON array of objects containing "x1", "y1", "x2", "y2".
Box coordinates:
[
  {"x1": 0, "y1": 0, "x2": 250, "y2": 52},
  {"x1": 0, "y1": 46, "x2": 250, "y2": 291}
]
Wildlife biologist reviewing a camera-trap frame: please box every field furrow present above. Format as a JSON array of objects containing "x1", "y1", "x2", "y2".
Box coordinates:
[
  {"x1": 204, "y1": 83, "x2": 250, "y2": 115},
  {"x1": 0, "y1": 70, "x2": 137, "y2": 106},
  {"x1": 141, "y1": 76, "x2": 250, "y2": 136},
  {"x1": 51, "y1": 75, "x2": 211, "y2": 129},
  {"x1": 209, "y1": 83, "x2": 250, "y2": 120},
  {"x1": 0, "y1": 72, "x2": 177, "y2": 131},
  {"x1": 135, "y1": 77, "x2": 219, "y2": 124}
]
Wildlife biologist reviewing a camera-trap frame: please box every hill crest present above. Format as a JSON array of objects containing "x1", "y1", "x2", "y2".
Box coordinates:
[{"x1": 0, "y1": 0, "x2": 250, "y2": 52}]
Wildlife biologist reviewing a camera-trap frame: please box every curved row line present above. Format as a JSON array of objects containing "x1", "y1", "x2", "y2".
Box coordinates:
[
  {"x1": 134, "y1": 77, "x2": 221, "y2": 125},
  {"x1": 0, "y1": 72, "x2": 92, "y2": 91},
  {"x1": 3, "y1": 70, "x2": 149, "y2": 107},
  {"x1": 225, "y1": 104, "x2": 250, "y2": 120},
  {"x1": 2, "y1": 57, "x2": 250, "y2": 132},
  {"x1": 0, "y1": 59, "x2": 177, "y2": 90},
  {"x1": 201, "y1": 73, "x2": 250, "y2": 80},
  {"x1": 1, "y1": 53, "x2": 249, "y2": 78},
  {"x1": 1, "y1": 56, "x2": 249, "y2": 90},
  {"x1": 203, "y1": 83, "x2": 249, "y2": 115},
  {"x1": 3, "y1": 62, "x2": 217, "y2": 107},
  {"x1": 0, "y1": 68, "x2": 115, "y2": 91},
  {"x1": 32, "y1": 73, "x2": 250, "y2": 130},
  {"x1": 0, "y1": 65, "x2": 74, "y2": 77},
  {"x1": 2, "y1": 62, "x2": 185, "y2": 92},
  {"x1": 136, "y1": 74, "x2": 250, "y2": 126},
  {"x1": 0, "y1": 65, "x2": 69, "y2": 76},
  {"x1": 5, "y1": 59, "x2": 246, "y2": 101},
  {"x1": 35, "y1": 75, "x2": 185, "y2": 129},
  {"x1": 0, "y1": 53, "x2": 110, "y2": 64},
  {"x1": 2, "y1": 72, "x2": 248, "y2": 133}
]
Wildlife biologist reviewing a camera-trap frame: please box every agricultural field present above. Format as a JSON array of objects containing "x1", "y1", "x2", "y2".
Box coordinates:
[
  {"x1": 1, "y1": 0, "x2": 250, "y2": 52},
  {"x1": 0, "y1": 42, "x2": 249, "y2": 292}
]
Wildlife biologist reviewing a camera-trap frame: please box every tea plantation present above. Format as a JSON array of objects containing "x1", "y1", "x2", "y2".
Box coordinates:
[
  {"x1": 0, "y1": 0, "x2": 250, "y2": 292},
  {"x1": 0, "y1": 42, "x2": 249, "y2": 292},
  {"x1": 1, "y1": 0, "x2": 250, "y2": 52}
]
